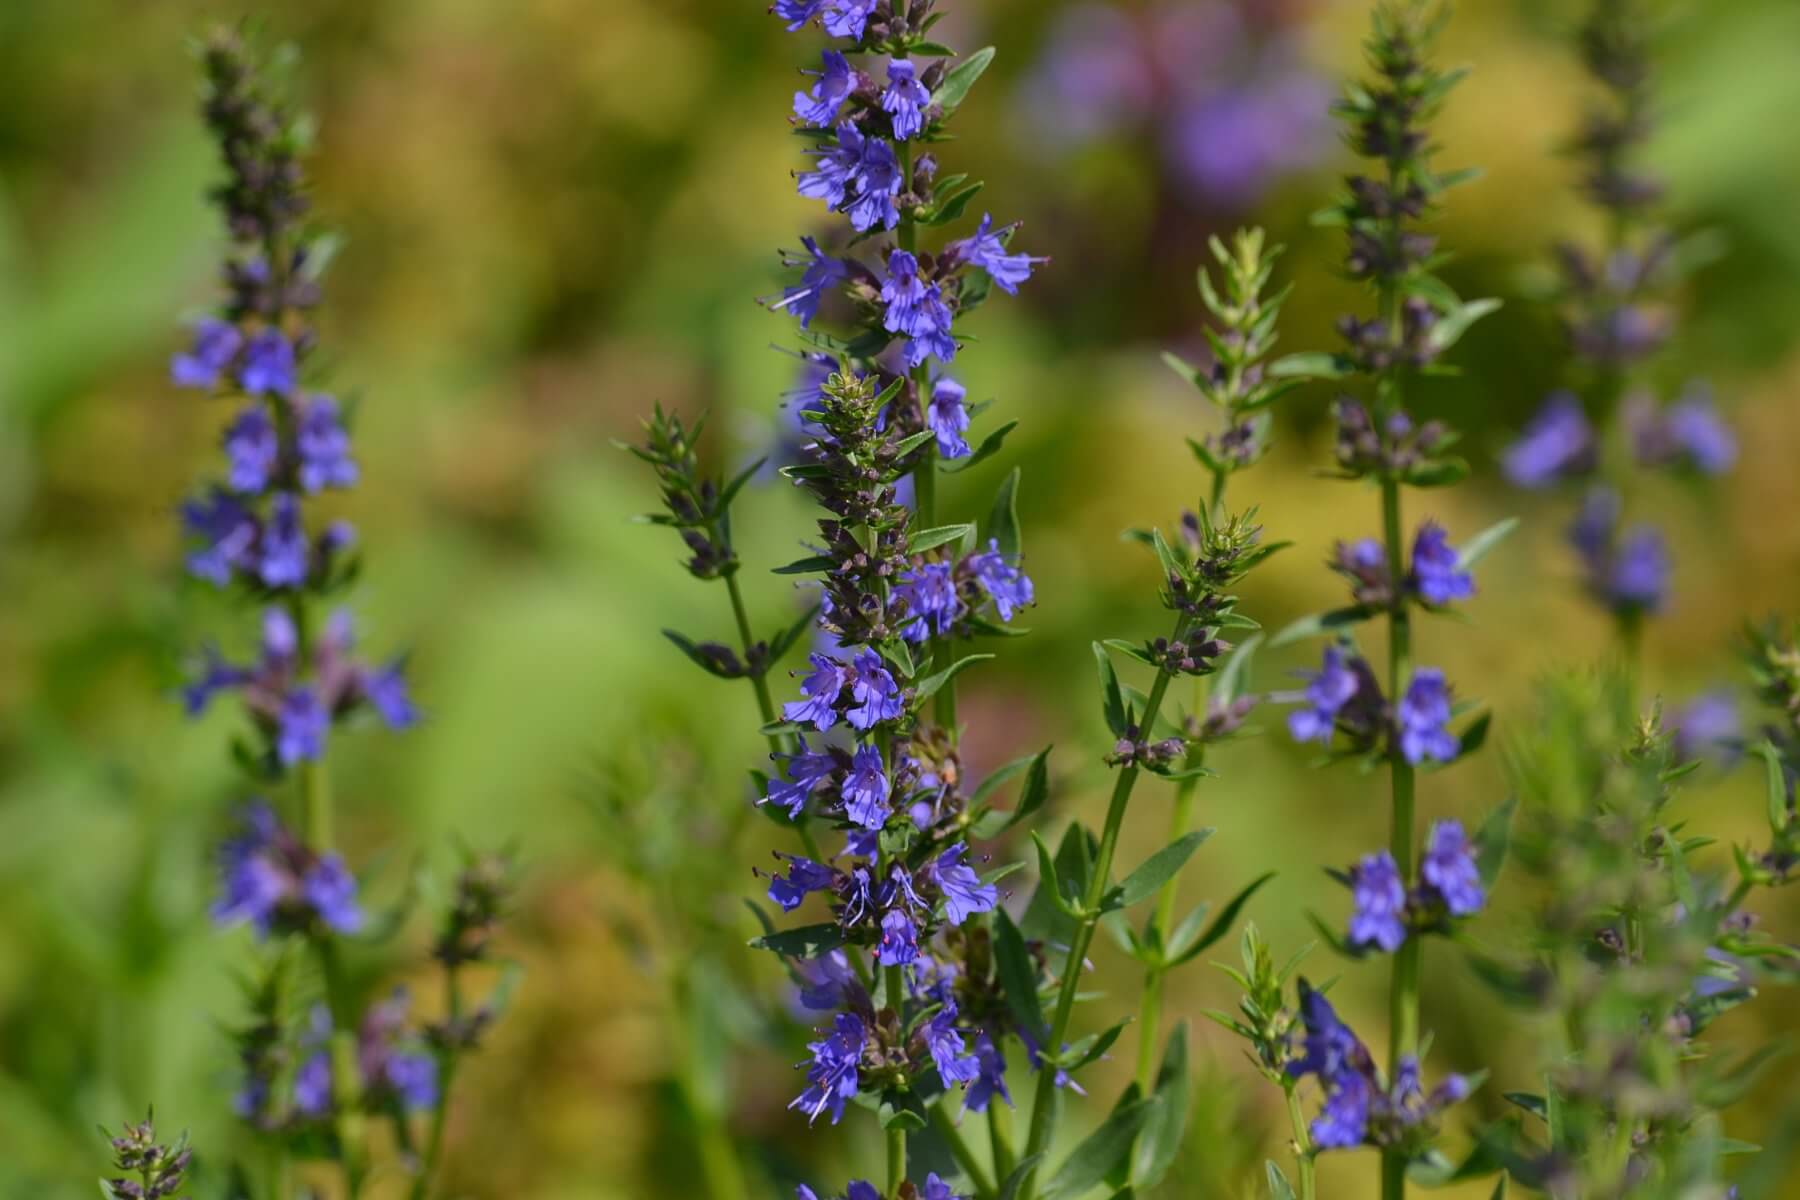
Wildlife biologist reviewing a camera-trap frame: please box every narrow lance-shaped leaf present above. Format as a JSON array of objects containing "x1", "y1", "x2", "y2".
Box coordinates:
[
  {"x1": 1131, "y1": 1023, "x2": 1190, "y2": 1189},
  {"x1": 1166, "y1": 871, "x2": 1278, "y2": 967},
  {"x1": 931, "y1": 45, "x2": 996, "y2": 112},
  {"x1": 1041, "y1": 1094, "x2": 1156, "y2": 1200},
  {"x1": 1102, "y1": 831, "x2": 1215, "y2": 912},
  {"x1": 987, "y1": 466, "x2": 1022, "y2": 558}
]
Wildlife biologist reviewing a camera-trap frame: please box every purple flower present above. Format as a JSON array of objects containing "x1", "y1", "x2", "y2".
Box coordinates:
[
  {"x1": 276, "y1": 685, "x2": 329, "y2": 765},
  {"x1": 949, "y1": 214, "x2": 1047, "y2": 295},
  {"x1": 882, "y1": 59, "x2": 931, "y2": 140},
  {"x1": 880, "y1": 247, "x2": 958, "y2": 367},
  {"x1": 294, "y1": 1052, "x2": 333, "y2": 1116},
  {"x1": 1348, "y1": 849, "x2": 1407, "y2": 953},
  {"x1": 845, "y1": 649, "x2": 903, "y2": 729},
  {"x1": 183, "y1": 646, "x2": 252, "y2": 714},
  {"x1": 211, "y1": 803, "x2": 363, "y2": 937},
  {"x1": 795, "y1": 949, "x2": 856, "y2": 1011},
  {"x1": 361, "y1": 661, "x2": 418, "y2": 729},
  {"x1": 1661, "y1": 386, "x2": 1736, "y2": 474},
  {"x1": 877, "y1": 907, "x2": 920, "y2": 966},
  {"x1": 1420, "y1": 819, "x2": 1484, "y2": 917},
  {"x1": 822, "y1": 0, "x2": 875, "y2": 40},
  {"x1": 895, "y1": 560, "x2": 963, "y2": 643},
  {"x1": 798, "y1": 126, "x2": 863, "y2": 210},
  {"x1": 968, "y1": 539, "x2": 1034, "y2": 620},
  {"x1": 1670, "y1": 690, "x2": 1740, "y2": 765},
  {"x1": 382, "y1": 1052, "x2": 439, "y2": 1111},
  {"x1": 1503, "y1": 392, "x2": 1595, "y2": 488},
  {"x1": 790, "y1": 1011, "x2": 864, "y2": 1125},
  {"x1": 1287, "y1": 645, "x2": 1361, "y2": 744},
  {"x1": 842, "y1": 743, "x2": 892, "y2": 829},
  {"x1": 784, "y1": 653, "x2": 847, "y2": 731},
  {"x1": 260, "y1": 492, "x2": 309, "y2": 588},
  {"x1": 847, "y1": 132, "x2": 902, "y2": 233},
  {"x1": 925, "y1": 999, "x2": 980, "y2": 1089},
  {"x1": 171, "y1": 318, "x2": 243, "y2": 390},
  {"x1": 771, "y1": 0, "x2": 826, "y2": 32},
  {"x1": 1165, "y1": 75, "x2": 1334, "y2": 210},
  {"x1": 926, "y1": 843, "x2": 997, "y2": 924},
  {"x1": 1609, "y1": 527, "x2": 1669, "y2": 613},
  {"x1": 795, "y1": 50, "x2": 855, "y2": 126},
  {"x1": 1409, "y1": 521, "x2": 1473, "y2": 606},
  {"x1": 765, "y1": 743, "x2": 837, "y2": 819},
  {"x1": 1396, "y1": 669, "x2": 1458, "y2": 765},
  {"x1": 927, "y1": 377, "x2": 972, "y2": 458},
  {"x1": 1288, "y1": 984, "x2": 1370, "y2": 1083},
  {"x1": 182, "y1": 489, "x2": 259, "y2": 585},
  {"x1": 298, "y1": 396, "x2": 357, "y2": 492},
  {"x1": 921, "y1": 1176, "x2": 964, "y2": 1200},
  {"x1": 776, "y1": 237, "x2": 849, "y2": 328},
  {"x1": 1311, "y1": 1070, "x2": 1372, "y2": 1149},
  {"x1": 768, "y1": 854, "x2": 837, "y2": 912},
  {"x1": 223, "y1": 406, "x2": 280, "y2": 493},
  {"x1": 301, "y1": 854, "x2": 365, "y2": 933},
  {"x1": 963, "y1": 1031, "x2": 1013, "y2": 1113},
  {"x1": 239, "y1": 330, "x2": 297, "y2": 397}
]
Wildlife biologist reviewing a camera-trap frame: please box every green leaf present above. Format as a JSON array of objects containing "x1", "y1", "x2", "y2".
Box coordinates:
[
  {"x1": 1697, "y1": 1041, "x2": 1793, "y2": 1108},
  {"x1": 893, "y1": 429, "x2": 937, "y2": 458},
  {"x1": 766, "y1": 601, "x2": 824, "y2": 665},
  {"x1": 1102, "y1": 831, "x2": 1214, "y2": 912},
  {"x1": 748, "y1": 924, "x2": 844, "y2": 959},
  {"x1": 925, "y1": 179, "x2": 985, "y2": 227},
  {"x1": 1033, "y1": 831, "x2": 1083, "y2": 919},
  {"x1": 1264, "y1": 1161, "x2": 1297, "y2": 1200},
  {"x1": 932, "y1": 45, "x2": 996, "y2": 111},
  {"x1": 1405, "y1": 456, "x2": 1471, "y2": 488},
  {"x1": 1502, "y1": 1092, "x2": 1547, "y2": 1122},
  {"x1": 994, "y1": 908, "x2": 1046, "y2": 1043},
  {"x1": 1269, "y1": 606, "x2": 1374, "y2": 648},
  {"x1": 1166, "y1": 872, "x2": 1277, "y2": 967},
  {"x1": 1457, "y1": 711, "x2": 1493, "y2": 758},
  {"x1": 660, "y1": 630, "x2": 740, "y2": 679},
  {"x1": 987, "y1": 466, "x2": 1022, "y2": 557},
  {"x1": 1426, "y1": 297, "x2": 1503, "y2": 353},
  {"x1": 995, "y1": 1156, "x2": 1046, "y2": 1200},
  {"x1": 1062, "y1": 1019, "x2": 1130, "y2": 1071},
  {"x1": 915, "y1": 653, "x2": 995, "y2": 701},
  {"x1": 1213, "y1": 633, "x2": 1264, "y2": 705},
  {"x1": 1267, "y1": 351, "x2": 1351, "y2": 379},
  {"x1": 910, "y1": 523, "x2": 976, "y2": 554},
  {"x1": 1131, "y1": 1024, "x2": 1190, "y2": 1189},
  {"x1": 879, "y1": 1095, "x2": 928, "y2": 1131},
  {"x1": 1042, "y1": 1097, "x2": 1155, "y2": 1200},
  {"x1": 1755, "y1": 741, "x2": 1792, "y2": 833},
  {"x1": 970, "y1": 746, "x2": 1053, "y2": 837},
  {"x1": 943, "y1": 418, "x2": 1019, "y2": 473},
  {"x1": 1455, "y1": 516, "x2": 1520, "y2": 572},
  {"x1": 1095, "y1": 642, "x2": 1128, "y2": 736},
  {"x1": 773, "y1": 554, "x2": 835, "y2": 576},
  {"x1": 1473, "y1": 796, "x2": 1518, "y2": 887},
  {"x1": 1161, "y1": 350, "x2": 1202, "y2": 389}
]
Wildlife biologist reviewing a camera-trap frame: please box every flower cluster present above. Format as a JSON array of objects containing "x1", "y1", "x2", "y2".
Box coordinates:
[
  {"x1": 212, "y1": 801, "x2": 362, "y2": 936},
  {"x1": 1329, "y1": 520, "x2": 1475, "y2": 610},
  {"x1": 1501, "y1": 0, "x2": 1734, "y2": 624},
  {"x1": 798, "y1": 1176, "x2": 964, "y2": 1200},
  {"x1": 1285, "y1": 646, "x2": 1459, "y2": 767},
  {"x1": 751, "y1": 3, "x2": 1053, "y2": 1178},
  {"x1": 1287, "y1": 984, "x2": 1470, "y2": 1152},
  {"x1": 1342, "y1": 820, "x2": 1485, "y2": 953},
  {"x1": 103, "y1": 1112, "x2": 192, "y2": 1200}
]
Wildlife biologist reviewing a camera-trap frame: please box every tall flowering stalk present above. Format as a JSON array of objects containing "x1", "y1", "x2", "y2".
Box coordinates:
[
  {"x1": 735, "y1": 3, "x2": 1050, "y2": 1198},
  {"x1": 168, "y1": 29, "x2": 507, "y2": 1200},
  {"x1": 1266, "y1": 6, "x2": 1509, "y2": 1197},
  {"x1": 1501, "y1": 0, "x2": 1734, "y2": 666}
]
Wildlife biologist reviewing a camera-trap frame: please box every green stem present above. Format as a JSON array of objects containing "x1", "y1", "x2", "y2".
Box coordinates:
[
  {"x1": 1379, "y1": 473, "x2": 1418, "y2": 1200},
  {"x1": 410, "y1": 966, "x2": 462, "y2": 1200},
  {"x1": 887, "y1": 1122, "x2": 908, "y2": 1197},
  {"x1": 988, "y1": 1103, "x2": 1016, "y2": 1182},
  {"x1": 314, "y1": 935, "x2": 368, "y2": 1198},
  {"x1": 1285, "y1": 1086, "x2": 1317, "y2": 1200},
  {"x1": 725, "y1": 570, "x2": 787, "y2": 759},
  {"x1": 930, "y1": 1104, "x2": 995, "y2": 1199},
  {"x1": 1019, "y1": 615, "x2": 1193, "y2": 1198},
  {"x1": 1134, "y1": 772, "x2": 1200, "y2": 1090}
]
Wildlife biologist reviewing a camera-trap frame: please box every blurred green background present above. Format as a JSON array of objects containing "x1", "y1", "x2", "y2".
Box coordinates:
[{"x1": 3, "y1": 0, "x2": 1799, "y2": 1196}]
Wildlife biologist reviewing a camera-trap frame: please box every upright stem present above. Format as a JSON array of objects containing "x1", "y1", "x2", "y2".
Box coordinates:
[
  {"x1": 1284, "y1": 1086, "x2": 1318, "y2": 1200},
  {"x1": 1019, "y1": 616, "x2": 1193, "y2": 1199},
  {"x1": 725, "y1": 570, "x2": 786, "y2": 759},
  {"x1": 887, "y1": 1123, "x2": 908, "y2": 1196},
  {"x1": 930, "y1": 1104, "x2": 995, "y2": 1200},
  {"x1": 1379, "y1": 472, "x2": 1419, "y2": 1200},
  {"x1": 411, "y1": 965, "x2": 463, "y2": 1200},
  {"x1": 1134, "y1": 772, "x2": 1199, "y2": 1089},
  {"x1": 988, "y1": 1103, "x2": 1016, "y2": 1182}
]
